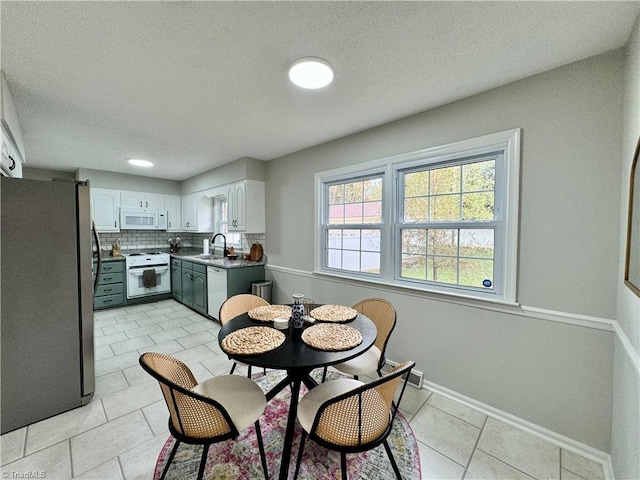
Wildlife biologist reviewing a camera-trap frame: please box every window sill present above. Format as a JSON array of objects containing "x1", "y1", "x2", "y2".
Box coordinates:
[{"x1": 311, "y1": 269, "x2": 519, "y2": 308}]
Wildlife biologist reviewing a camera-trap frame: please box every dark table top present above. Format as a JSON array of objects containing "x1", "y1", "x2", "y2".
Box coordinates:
[{"x1": 218, "y1": 313, "x2": 377, "y2": 371}]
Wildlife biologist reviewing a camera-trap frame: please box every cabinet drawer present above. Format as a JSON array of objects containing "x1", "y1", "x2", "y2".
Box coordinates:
[
  {"x1": 100, "y1": 262, "x2": 124, "y2": 273},
  {"x1": 171, "y1": 258, "x2": 181, "y2": 268},
  {"x1": 94, "y1": 293, "x2": 124, "y2": 309},
  {"x1": 95, "y1": 283, "x2": 124, "y2": 297},
  {"x1": 98, "y1": 272, "x2": 123, "y2": 285},
  {"x1": 191, "y1": 263, "x2": 206, "y2": 274}
]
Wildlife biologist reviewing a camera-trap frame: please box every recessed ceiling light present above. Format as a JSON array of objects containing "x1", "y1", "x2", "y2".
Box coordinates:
[
  {"x1": 288, "y1": 57, "x2": 334, "y2": 89},
  {"x1": 128, "y1": 158, "x2": 154, "y2": 167}
]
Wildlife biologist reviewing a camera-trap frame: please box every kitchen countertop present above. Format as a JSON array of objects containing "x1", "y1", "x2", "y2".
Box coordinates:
[
  {"x1": 93, "y1": 248, "x2": 266, "y2": 269},
  {"x1": 171, "y1": 248, "x2": 266, "y2": 269}
]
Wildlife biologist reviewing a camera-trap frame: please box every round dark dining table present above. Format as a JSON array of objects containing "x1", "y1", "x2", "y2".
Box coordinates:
[{"x1": 218, "y1": 311, "x2": 377, "y2": 480}]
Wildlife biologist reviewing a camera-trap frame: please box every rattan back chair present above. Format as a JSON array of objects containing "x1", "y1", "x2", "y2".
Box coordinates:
[
  {"x1": 294, "y1": 360, "x2": 415, "y2": 480},
  {"x1": 219, "y1": 294, "x2": 270, "y2": 376},
  {"x1": 323, "y1": 298, "x2": 397, "y2": 382},
  {"x1": 139, "y1": 352, "x2": 268, "y2": 480}
]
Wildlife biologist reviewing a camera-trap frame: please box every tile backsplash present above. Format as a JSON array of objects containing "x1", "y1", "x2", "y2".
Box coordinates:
[{"x1": 97, "y1": 231, "x2": 266, "y2": 255}]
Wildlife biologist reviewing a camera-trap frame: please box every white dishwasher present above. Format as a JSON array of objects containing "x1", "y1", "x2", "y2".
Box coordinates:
[{"x1": 207, "y1": 266, "x2": 227, "y2": 319}]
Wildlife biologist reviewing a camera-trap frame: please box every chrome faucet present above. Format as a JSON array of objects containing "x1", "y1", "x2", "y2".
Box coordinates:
[{"x1": 211, "y1": 233, "x2": 229, "y2": 257}]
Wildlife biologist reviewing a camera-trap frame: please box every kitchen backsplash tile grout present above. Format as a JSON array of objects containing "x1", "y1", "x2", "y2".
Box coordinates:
[{"x1": 95, "y1": 231, "x2": 266, "y2": 255}]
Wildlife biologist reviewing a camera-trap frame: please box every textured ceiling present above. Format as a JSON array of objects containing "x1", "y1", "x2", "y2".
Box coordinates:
[{"x1": 1, "y1": 1, "x2": 638, "y2": 181}]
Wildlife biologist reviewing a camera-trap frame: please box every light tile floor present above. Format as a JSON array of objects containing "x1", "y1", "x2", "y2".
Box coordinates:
[{"x1": 1, "y1": 300, "x2": 606, "y2": 480}]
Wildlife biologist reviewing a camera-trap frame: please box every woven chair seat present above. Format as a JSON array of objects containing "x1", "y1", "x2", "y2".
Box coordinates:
[{"x1": 192, "y1": 375, "x2": 266, "y2": 432}]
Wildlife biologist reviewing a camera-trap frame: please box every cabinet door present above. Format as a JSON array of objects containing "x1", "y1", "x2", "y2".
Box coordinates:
[
  {"x1": 192, "y1": 270, "x2": 207, "y2": 315},
  {"x1": 144, "y1": 193, "x2": 165, "y2": 211},
  {"x1": 91, "y1": 188, "x2": 120, "y2": 232},
  {"x1": 181, "y1": 267, "x2": 193, "y2": 306},
  {"x1": 166, "y1": 195, "x2": 182, "y2": 231},
  {"x1": 181, "y1": 195, "x2": 197, "y2": 231},
  {"x1": 1, "y1": 127, "x2": 22, "y2": 178},
  {"x1": 121, "y1": 191, "x2": 145, "y2": 208},
  {"x1": 171, "y1": 262, "x2": 182, "y2": 301}
]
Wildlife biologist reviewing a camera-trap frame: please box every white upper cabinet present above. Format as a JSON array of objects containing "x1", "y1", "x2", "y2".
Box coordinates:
[
  {"x1": 227, "y1": 180, "x2": 265, "y2": 233},
  {"x1": 120, "y1": 191, "x2": 165, "y2": 211},
  {"x1": 182, "y1": 193, "x2": 214, "y2": 232},
  {"x1": 91, "y1": 188, "x2": 120, "y2": 232},
  {"x1": 166, "y1": 195, "x2": 182, "y2": 232},
  {"x1": 1, "y1": 126, "x2": 22, "y2": 178},
  {"x1": 1, "y1": 72, "x2": 25, "y2": 163}
]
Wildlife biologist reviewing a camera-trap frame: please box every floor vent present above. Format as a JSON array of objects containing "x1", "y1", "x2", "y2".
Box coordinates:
[{"x1": 384, "y1": 360, "x2": 424, "y2": 389}]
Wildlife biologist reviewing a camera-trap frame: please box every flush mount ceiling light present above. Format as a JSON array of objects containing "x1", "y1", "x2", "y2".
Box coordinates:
[
  {"x1": 128, "y1": 158, "x2": 154, "y2": 167},
  {"x1": 288, "y1": 57, "x2": 334, "y2": 89}
]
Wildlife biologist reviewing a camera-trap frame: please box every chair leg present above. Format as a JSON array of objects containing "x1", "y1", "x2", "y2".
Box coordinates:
[
  {"x1": 160, "y1": 439, "x2": 180, "y2": 480},
  {"x1": 196, "y1": 443, "x2": 209, "y2": 480},
  {"x1": 254, "y1": 420, "x2": 269, "y2": 480},
  {"x1": 248, "y1": 365, "x2": 253, "y2": 378},
  {"x1": 383, "y1": 439, "x2": 402, "y2": 480},
  {"x1": 229, "y1": 362, "x2": 237, "y2": 375},
  {"x1": 293, "y1": 430, "x2": 307, "y2": 480},
  {"x1": 321, "y1": 366, "x2": 328, "y2": 383},
  {"x1": 340, "y1": 452, "x2": 348, "y2": 480}
]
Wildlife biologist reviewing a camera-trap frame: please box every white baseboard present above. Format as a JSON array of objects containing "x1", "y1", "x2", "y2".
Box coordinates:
[{"x1": 420, "y1": 378, "x2": 615, "y2": 480}]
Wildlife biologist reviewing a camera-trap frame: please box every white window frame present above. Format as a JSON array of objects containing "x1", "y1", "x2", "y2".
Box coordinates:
[
  {"x1": 214, "y1": 196, "x2": 241, "y2": 248},
  {"x1": 314, "y1": 128, "x2": 520, "y2": 305}
]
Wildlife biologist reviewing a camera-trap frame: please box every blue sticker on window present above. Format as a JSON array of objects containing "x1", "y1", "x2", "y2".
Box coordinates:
[{"x1": 482, "y1": 279, "x2": 492, "y2": 288}]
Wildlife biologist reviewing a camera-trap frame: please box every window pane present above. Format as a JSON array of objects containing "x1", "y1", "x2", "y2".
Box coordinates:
[
  {"x1": 364, "y1": 201, "x2": 382, "y2": 223},
  {"x1": 343, "y1": 230, "x2": 361, "y2": 251},
  {"x1": 401, "y1": 254, "x2": 426, "y2": 279},
  {"x1": 327, "y1": 249, "x2": 342, "y2": 269},
  {"x1": 329, "y1": 205, "x2": 345, "y2": 224},
  {"x1": 462, "y1": 160, "x2": 495, "y2": 192},
  {"x1": 364, "y1": 178, "x2": 382, "y2": 201},
  {"x1": 361, "y1": 252, "x2": 380, "y2": 274},
  {"x1": 430, "y1": 165, "x2": 461, "y2": 194},
  {"x1": 459, "y1": 229, "x2": 494, "y2": 259},
  {"x1": 402, "y1": 229, "x2": 426, "y2": 254},
  {"x1": 345, "y1": 182, "x2": 363, "y2": 203},
  {"x1": 427, "y1": 256, "x2": 458, "y2": 284},
  {"x1": 404, "y1": 197, "x2": 428, "y2": 223},
  {"x1": 428, "y1": 229, "x2": 458, "y2": 256},
  {"x1": 344, "y1": 203, "x2": 363, "y2": 223},
  {"x1": 342, "y1": 250, "x2": 360, "y2": 272},
  {"x1": 462, "y1": 192, "x2": 494, "y2": 220},
  {"x1": 329, "y1": 184, "x2": 344, "y2": 205},
  {"x1": 459, "y1": 258, "x2": 494, "y2": 289},
  {"x1": 430, "y1": 194, "x2": 460, "y2": 221},
  {"x1": 405, "y1": 171, "x2": 429, "y2": 197},
  {"x1": 328, "y1": 229, "x2": 343, "y2": 248},
  {"x1": 361, "y1": 229, "x2": 381, "y2": 252}
]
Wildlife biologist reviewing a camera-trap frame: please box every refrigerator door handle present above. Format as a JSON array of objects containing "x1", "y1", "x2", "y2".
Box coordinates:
[{"x1": 92, "y1": 221, "x2": 102, "y2": 294}]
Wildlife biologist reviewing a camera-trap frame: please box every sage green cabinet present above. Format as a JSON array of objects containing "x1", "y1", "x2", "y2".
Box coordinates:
[
  {"x1": 172, "y1": 259, "x2": 208, "y2": 316},
  {"x1": 171, "y1": 258, "x2": 182, "y2": 301},
  {"x1": 93, "y1": 260, "x2": 126, "y2": 309}
]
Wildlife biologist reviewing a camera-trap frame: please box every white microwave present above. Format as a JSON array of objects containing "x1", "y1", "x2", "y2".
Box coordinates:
[{"x1": 120, "y1": 208, "x2": 167, "y2": 230}]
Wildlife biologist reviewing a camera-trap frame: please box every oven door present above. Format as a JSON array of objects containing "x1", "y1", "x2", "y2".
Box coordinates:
[{"x1": 127, "y1": 265, "x2": 171, "y2": 298}]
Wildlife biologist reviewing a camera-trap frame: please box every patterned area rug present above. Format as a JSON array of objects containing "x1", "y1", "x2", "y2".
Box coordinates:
[{"x1": 153, "y1": 370, "x2": 421, "y2": 480}]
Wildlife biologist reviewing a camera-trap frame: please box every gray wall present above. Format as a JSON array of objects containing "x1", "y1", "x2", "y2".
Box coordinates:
[
  {"x1": 265, "y1": 50, "x2": 625, "y2": 451},
  {"x1": 612, "y1": 16, "x2": 640, "y2": 480},
  {"x1": 181, "y1": 157, "x2": 266, "y2": 195},
  {"x1": 21, "y1": 166, "x2": 74, "y2": 181},
  {"x1": 76, "y1": 167, "x2": 181, "y2": 194}
]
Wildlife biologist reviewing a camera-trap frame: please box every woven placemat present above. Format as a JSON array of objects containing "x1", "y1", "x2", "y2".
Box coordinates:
[
  {"x1": 301, "y1": 323, "x2": 363, "y2": 351},
  {"x1": 310, "y1": 304, "x2": 358, "y2": 323},
  {"x1": 221, "y1": 326, "x2": 285, "y2": 355},
  {"x1": 248, "y1": 305, "x2": 292, "y2": 322}
]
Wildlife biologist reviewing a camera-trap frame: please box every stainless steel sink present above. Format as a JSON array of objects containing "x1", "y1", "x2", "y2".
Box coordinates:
[{"x1": 194, "y1": 254, "x2": 222, "y2": 260}]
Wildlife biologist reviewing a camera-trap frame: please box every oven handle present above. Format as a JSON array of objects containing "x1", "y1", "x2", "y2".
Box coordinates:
[{"x1": 128, "y1": 266, "x2": 170, "y2": 276}]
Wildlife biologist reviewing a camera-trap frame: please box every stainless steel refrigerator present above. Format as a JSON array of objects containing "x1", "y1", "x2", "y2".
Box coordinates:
[{"x1": 1, "y1": 176, "x2": 97, "y2": 434}]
